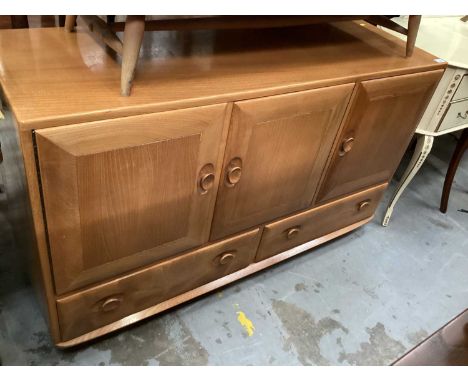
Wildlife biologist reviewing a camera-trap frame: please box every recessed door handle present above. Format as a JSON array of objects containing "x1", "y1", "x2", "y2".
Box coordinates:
[
  {"x1": 339, "y1": 137, "x2": 355, "y2": 156},
  {"x1": 227, "y1": 166, "x2": 242, "y2": 185},
  {"x1": 198, "y1": 164, "x2": 215, "y2": 194},
  {"x1": 199, "y1": 173, "x2": 215, "y2": 193},
  {"x1": 225, "y1": 158, "x2": 243, "y2": 187}
]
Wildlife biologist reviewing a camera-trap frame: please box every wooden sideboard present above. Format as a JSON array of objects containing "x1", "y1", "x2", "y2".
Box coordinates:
[{"x1": 0, "y1": 20, "x2": 445, "y2": 347}]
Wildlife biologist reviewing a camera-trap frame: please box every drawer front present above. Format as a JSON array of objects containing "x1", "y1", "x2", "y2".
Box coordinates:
[
  {"x1": 57, "y1": 228, "x2": 261, "y2": 341},
  {"x1": 438, "y1": 99, "x2": 468, "y2": 132},
  {"x1": 453, "y1": 75, "x2": 468, "y2": 102},
  {"x1": 255, "y1": 184, "x2": 387, "y2": 262}
]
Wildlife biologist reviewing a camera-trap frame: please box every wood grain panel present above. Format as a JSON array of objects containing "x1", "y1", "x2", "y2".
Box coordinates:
[
  {"x1": 316, "y1": 70, "x2": 443, "y2": 203},
  {"x1": 36, "y1": 103, "x2": 230, "y2": 294},
  {"x1": 78, "y1": 136, "x2": 198, "y2": 269},
  {"x1": 211, "y1": 83, "x2": 354, "y2": 240},
  {"x1": 57, "y1": 228, "x2": 261, "y2": 342},
  {"x1": 256, "y1": 183, "x2": 387, "y2": 262}
]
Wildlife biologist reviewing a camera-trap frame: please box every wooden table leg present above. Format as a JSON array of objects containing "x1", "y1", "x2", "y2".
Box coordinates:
[
  {"x1": 383, "y1": 134, "x2": 434, "y2": 226},
  {"x1": 406, "y1": 15, "x2": 421, "y2": 57},
  {"x1": 440, "y1": 129, "x2": 468, "y2": 213},
  {"x1": 65, "y1": 16, "x2": 77, "y2": 32},
  {"x1": 121, "y1": 16, "x2": 145, "y2": 96}
]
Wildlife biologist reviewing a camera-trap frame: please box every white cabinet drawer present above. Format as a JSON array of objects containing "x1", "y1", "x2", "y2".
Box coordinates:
[
  {"x1": 438, "y1": 99, "x2": 468, "y2": 132},
  {"x1": 453, "y1": 75, "x2": 468, "y2": 101}
]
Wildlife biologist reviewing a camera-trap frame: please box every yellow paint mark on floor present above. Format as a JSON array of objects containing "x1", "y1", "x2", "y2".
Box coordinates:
[{"x1": 236, "y1": 311, "x2": 255, "y2": 337}]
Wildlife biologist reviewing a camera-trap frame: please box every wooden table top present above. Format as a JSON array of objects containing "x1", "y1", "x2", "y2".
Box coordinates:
[{"x1": 0, "y1": 20, "x2": 443, "y2": 130}]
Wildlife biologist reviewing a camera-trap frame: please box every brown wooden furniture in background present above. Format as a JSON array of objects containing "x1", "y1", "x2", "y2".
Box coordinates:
[
  {"x1": 440, "y1": 129, "x2": 468, "y2": 213},
  {"x1": 393, "y1": 309, "x2": 468, "y2": 365},
  {"x1": 0, "y1": 15, "x2": 65, "y2": 29},
  {"x1": 64, "y1": 15, "x2": 422, "y2": 96},
  {"x1": 0, "y1": 20, "x2": 443, "y2": 347}
]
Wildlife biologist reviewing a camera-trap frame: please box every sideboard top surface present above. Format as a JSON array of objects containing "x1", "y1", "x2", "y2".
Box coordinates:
[{"x1": 0, "y1": 20, "x2": 444, "y2": 130}]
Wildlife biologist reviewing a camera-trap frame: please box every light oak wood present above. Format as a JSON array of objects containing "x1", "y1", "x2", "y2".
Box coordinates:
[
  {"x1": 56, "y1": 215, "x2": 373, "y2": 348},
  {"x1": 67, "y1": 16, "x2": 418, "y2": 96},
  {"x1": 121, "y1": 16, "x2": 145, "y2": 96},
  {"x1": 406, "y1": 16, "x2": 422, "y2": 57},
  {"x1": 0, "y1": 22, "x2": 444, "y2": 130},
  {"x1": 35, "y1": 104, "x2": 230, "y2": 294},
  {"x1": 316, "y1": 70, "x2": 443, "y2": 203},
  {"x1": 211, "y1": 84, "x2": 354, "y2": 240},
  {"x1": 96, "y1": 16, "x2": 419, "y2": 95},
  {"x1": 0, "y1": 20, "x2": 445, "y2": 347},
  {"x1": 56, "y1": 228, "x2": 261, "y2": 341},
  {"x1": 80, "y1": 15, "x2": 123, "y2": 55},
  {"x1": 65, "y1": 16, "x2": 77, "y2": 32},
  {"x1": 256, "y1": 184, "x2": 387, "y2": 262}
]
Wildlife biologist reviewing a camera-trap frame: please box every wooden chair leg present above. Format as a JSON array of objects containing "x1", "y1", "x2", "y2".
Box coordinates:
[
  {"x1": 121, "y1": 16, "x2": 145, "y2": 96},
  {"x1": 440, "y1": 129, "x2": 468, "y2": 213},
  {"x1": 65, "y1": 16, "x2": 77, "y2": 32},
  {"x1": 406, "y1": 15, "x2": 421, "y2": 57}
]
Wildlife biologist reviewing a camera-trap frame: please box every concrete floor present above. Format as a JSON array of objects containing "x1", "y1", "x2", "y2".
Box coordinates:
[{"x1": 0, "y1": 134, "x2": 467, "y2": 366}]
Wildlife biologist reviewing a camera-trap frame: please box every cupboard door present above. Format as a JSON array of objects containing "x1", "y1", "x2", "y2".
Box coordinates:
[
  {"x1": 210, "y1": 84, "x2": 354, "y2": 240},
  {"x1": 36, "y1": 104, "x2": 229, "y2": 294},
  {"x1": 316, "y1": 70, "x2": 443, "y2": 203}
]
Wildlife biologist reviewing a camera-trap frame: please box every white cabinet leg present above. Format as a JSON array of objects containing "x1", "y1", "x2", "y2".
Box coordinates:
[{"x1": 382, "y1": 134, "x2": 434, "y2": 226}]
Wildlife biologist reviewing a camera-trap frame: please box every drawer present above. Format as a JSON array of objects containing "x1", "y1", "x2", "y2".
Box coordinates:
[
  {"x1": 453, "y1": 75, "x2": 468, "y2": 102},
  {"x1": 57, "y1": 228, "x2": 261, "y2": 341},
  {"x1": 255, "y1": 184, "x2": 387, "y2": 262},
  {"x1": 438, "y1": 99, "x2": 468, "y2": 132}
]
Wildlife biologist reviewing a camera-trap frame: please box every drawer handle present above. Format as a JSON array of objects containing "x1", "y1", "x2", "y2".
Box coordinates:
[
  {"x1": 457, "y1": 111, "x2": 468, "y2": 120},
  {"x1": 285, "y1": 226, "x2": 301, "y2": 240},
  {"x1": 219, "y1": 252, "x2": 236, "y2": 265},
  {"x1": 100, "y1": 297, "x2": 122, "y2": 312},
  {"x1": 339, "y1": 137, "x2": 355, "y2": 157},
  {"x1": 358, "y1": 200, "x2": 371, "y2": 211},
  {"x1": 199, "y1": 173, "x2": 215, "y2": 193}
]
